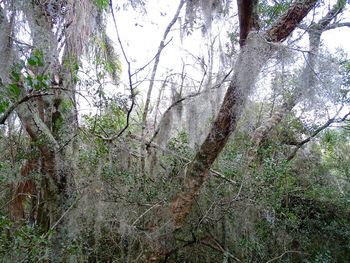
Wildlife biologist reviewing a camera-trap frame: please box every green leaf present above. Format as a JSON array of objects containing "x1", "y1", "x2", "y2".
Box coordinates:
[
  {"x1": 28, "y1": 49, "x2": 44, "y2": 67},
  {"x1": 33, "y1": 49, "x2": 44, "y2": 66},
  {"x1": 8, "y1": 83, "x2": 21, "y2": 98},
  {"x1": 0, "y1": 99, "x2": 10, "y2": 113},
  {"x1": 25, "y1": 76, "x2": 33, "y2": 89},
  {"x1": 93, "y1": 0, "x2": 109, "y2": 10},
  {"x1": 33, "y1": 78, "x2": 40, "y2": 90},
  {"x1": 27, "y1": 57, "x2": 38, "y2": 66},
  {"x1": 10, "y1": 70, "x2": 20, "y2": 82}
]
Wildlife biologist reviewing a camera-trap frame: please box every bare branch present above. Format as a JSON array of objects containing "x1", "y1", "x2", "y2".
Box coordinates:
[
  {"x1": 142, "y1": 0, "x2": 185, "y2": 129},
  {"x1": 131, "y1": 38, "x2": 173, "y2": 77},
  {"x1": 287, "y1": 110, "x2": 350, "y2": 161},
  {"x1": 266, "y1": 250, "x2": 307, "y2": 263},
  {"x1": 104, "y1": 0, "x2": 135, "y2": 140},
  {"x1": 325, "y1": 22, "x2": 350, "y2": 30},
  {"x1": 148, "y1": 69, "x2": 233, "y2": 145},
  {"x1": 129, "y1": 133, "x2": 237, "y2": 186},
  {"x1": 315, "y1": 0, "x2": 345, "y2": 29}
]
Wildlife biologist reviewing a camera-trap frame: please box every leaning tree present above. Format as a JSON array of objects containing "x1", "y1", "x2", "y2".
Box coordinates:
[{"x1": 144, "y1": 0, "x2": 334, "y2": 261}]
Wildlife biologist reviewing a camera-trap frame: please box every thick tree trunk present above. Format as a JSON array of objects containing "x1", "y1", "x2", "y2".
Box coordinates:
[
  {"x1": 17, "y1": 100, "x2": 77, "y2": 261},
  {"x1": 0, "y1": 4, "x2": 14, "y2": 81},
  {"x1": 170, "y1": 44, "x2": 270, "y2": 229}
]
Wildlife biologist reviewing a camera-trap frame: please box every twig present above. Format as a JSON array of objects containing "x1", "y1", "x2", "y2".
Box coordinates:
[
  {"x1": 105, "y1": 0, "x2": 135, "y2": 140},
  {"x1": 140, "y1": 0, "x2": 185, "y2": 176},
  {"x1": 131, "y1": 201, "x2": 163, "y2": 227},
  {"x1": 325, "y1": 22, "x2": 350, "y2": 30},
  {"x1": 142, "y1": 0, "x2": 185, "y2": 128},
  {"x1": 287, "y1": 109, "x2": 350, "y2": 161},
  {"x1": 42, "y1": 195, "x2": 81, "y2": 239},
  {"x1": 148, "y1": 68, "x2": 233, "y2": 145},
  {"x1": 265, "y1": 250, "x2": 307, "y2": 263},
  {"x1": 131, "y1": 38, "x2": 173, "y2": 77}
]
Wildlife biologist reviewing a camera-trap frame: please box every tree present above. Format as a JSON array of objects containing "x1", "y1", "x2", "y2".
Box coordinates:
[
  {"x1": 146, "y1": 0, "x2": 321, "y2": 260},
  {"x1": 0, "y1": 0, "x2": 101, "y2": 259}
]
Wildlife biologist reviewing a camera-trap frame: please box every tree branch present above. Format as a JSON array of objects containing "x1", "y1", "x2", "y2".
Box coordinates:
[
  {"x1": 0, "y1": 93, "x2": 54, "y2": 125},
  {"x1": 287, "y1": 110, "x2": 350, "y2": 161},
  {"x1": 142, "y1": 0, "x2": 185, "y2": 127},
  {"x1": 325, "y1": 22, "x2": 350, "y2": 30},
  {"x1": 146, "y1": 1, "x2": 320, "y2": 260},
  {"x1": 140, "y1": 0, "x2": 185, "y2": 176},
  {"x1": 266, "y1": 250, "x2": 307, "y2": 263},
  {"x1": 148, "y1": 69, "x2": 233, "y2": 146},
  {"x1": 107, "y1": 0, "x2": 135, "y2": 140},
  {"x1": 129, "y1": 133, "x2": 237, "y2": 186}
]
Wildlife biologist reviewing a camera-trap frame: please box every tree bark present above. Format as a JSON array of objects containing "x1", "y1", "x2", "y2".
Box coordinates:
[
  {"x1": 10, "y1": 158, "x2": 38, "y2": 223},
  {"x1": 237, "y1": 0, "x2": 259, "y2": 46}
]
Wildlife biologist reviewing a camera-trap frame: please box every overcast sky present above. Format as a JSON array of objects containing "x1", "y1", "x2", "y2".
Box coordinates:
[{"x1": 77, "y1": 0, "x2": 350, "y2": 118}]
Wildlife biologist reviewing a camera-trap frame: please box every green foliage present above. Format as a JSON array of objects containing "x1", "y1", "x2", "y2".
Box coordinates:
[
  {"x1": 1, "y1": 2, "x2": 350, "y2": 261},
  {"x1": 64, "y1": 56, "x2": 80, "y2": 84},
  {"x1": 23, "y1": 49, "x2": 49, "y2": 92},
  {"x1": 83, "y1": 102, "x2": 127, "y2": 138},
  {"x1": 93, "y1": 0, "x2": 109, "y2": 11},
  {"x1": 163, "y1": 131, "x2": 193, "y2": 177},
  {"x1": 91, "y1": 34, "x2": 122, "y2": 83},
  {"x1": 27, "y1": 49, "x2": 44, "y2": 67},
  {"x1": 25, "y1": 74, "x2": 50, "y2": 92},
  {"x1": 206, "y1": 109, "x2": 350, "y2": 262},
  {"x1": 335, "y1": 0, "x2": 347, "y2": 10},
  {"x1": 8, "y1": 83, "x2": 21, "y2": 98},
  {"x1": 319, "y1": 129, "x2": 350, "y2": 191},
  {"x1": 0, "y1": 215, "x2": 50, "y2": 262},
  {"x1": 60, "y1": 99, "x2": 74, "y2": 113},
  {"x1": 0, "y1": 98, "x2": 11, "y2": 114},
  {"x1": 340, "y1": 59, "x2": 350, "y2": 100},
  {"x1": 3, "y1": 49, "x2": 50, "y2": 104}
]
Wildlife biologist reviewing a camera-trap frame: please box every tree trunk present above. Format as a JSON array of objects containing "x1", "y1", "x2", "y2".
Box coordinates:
[{"x1": 147, "y1": 0, "x2": 319, "y2": 261}]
